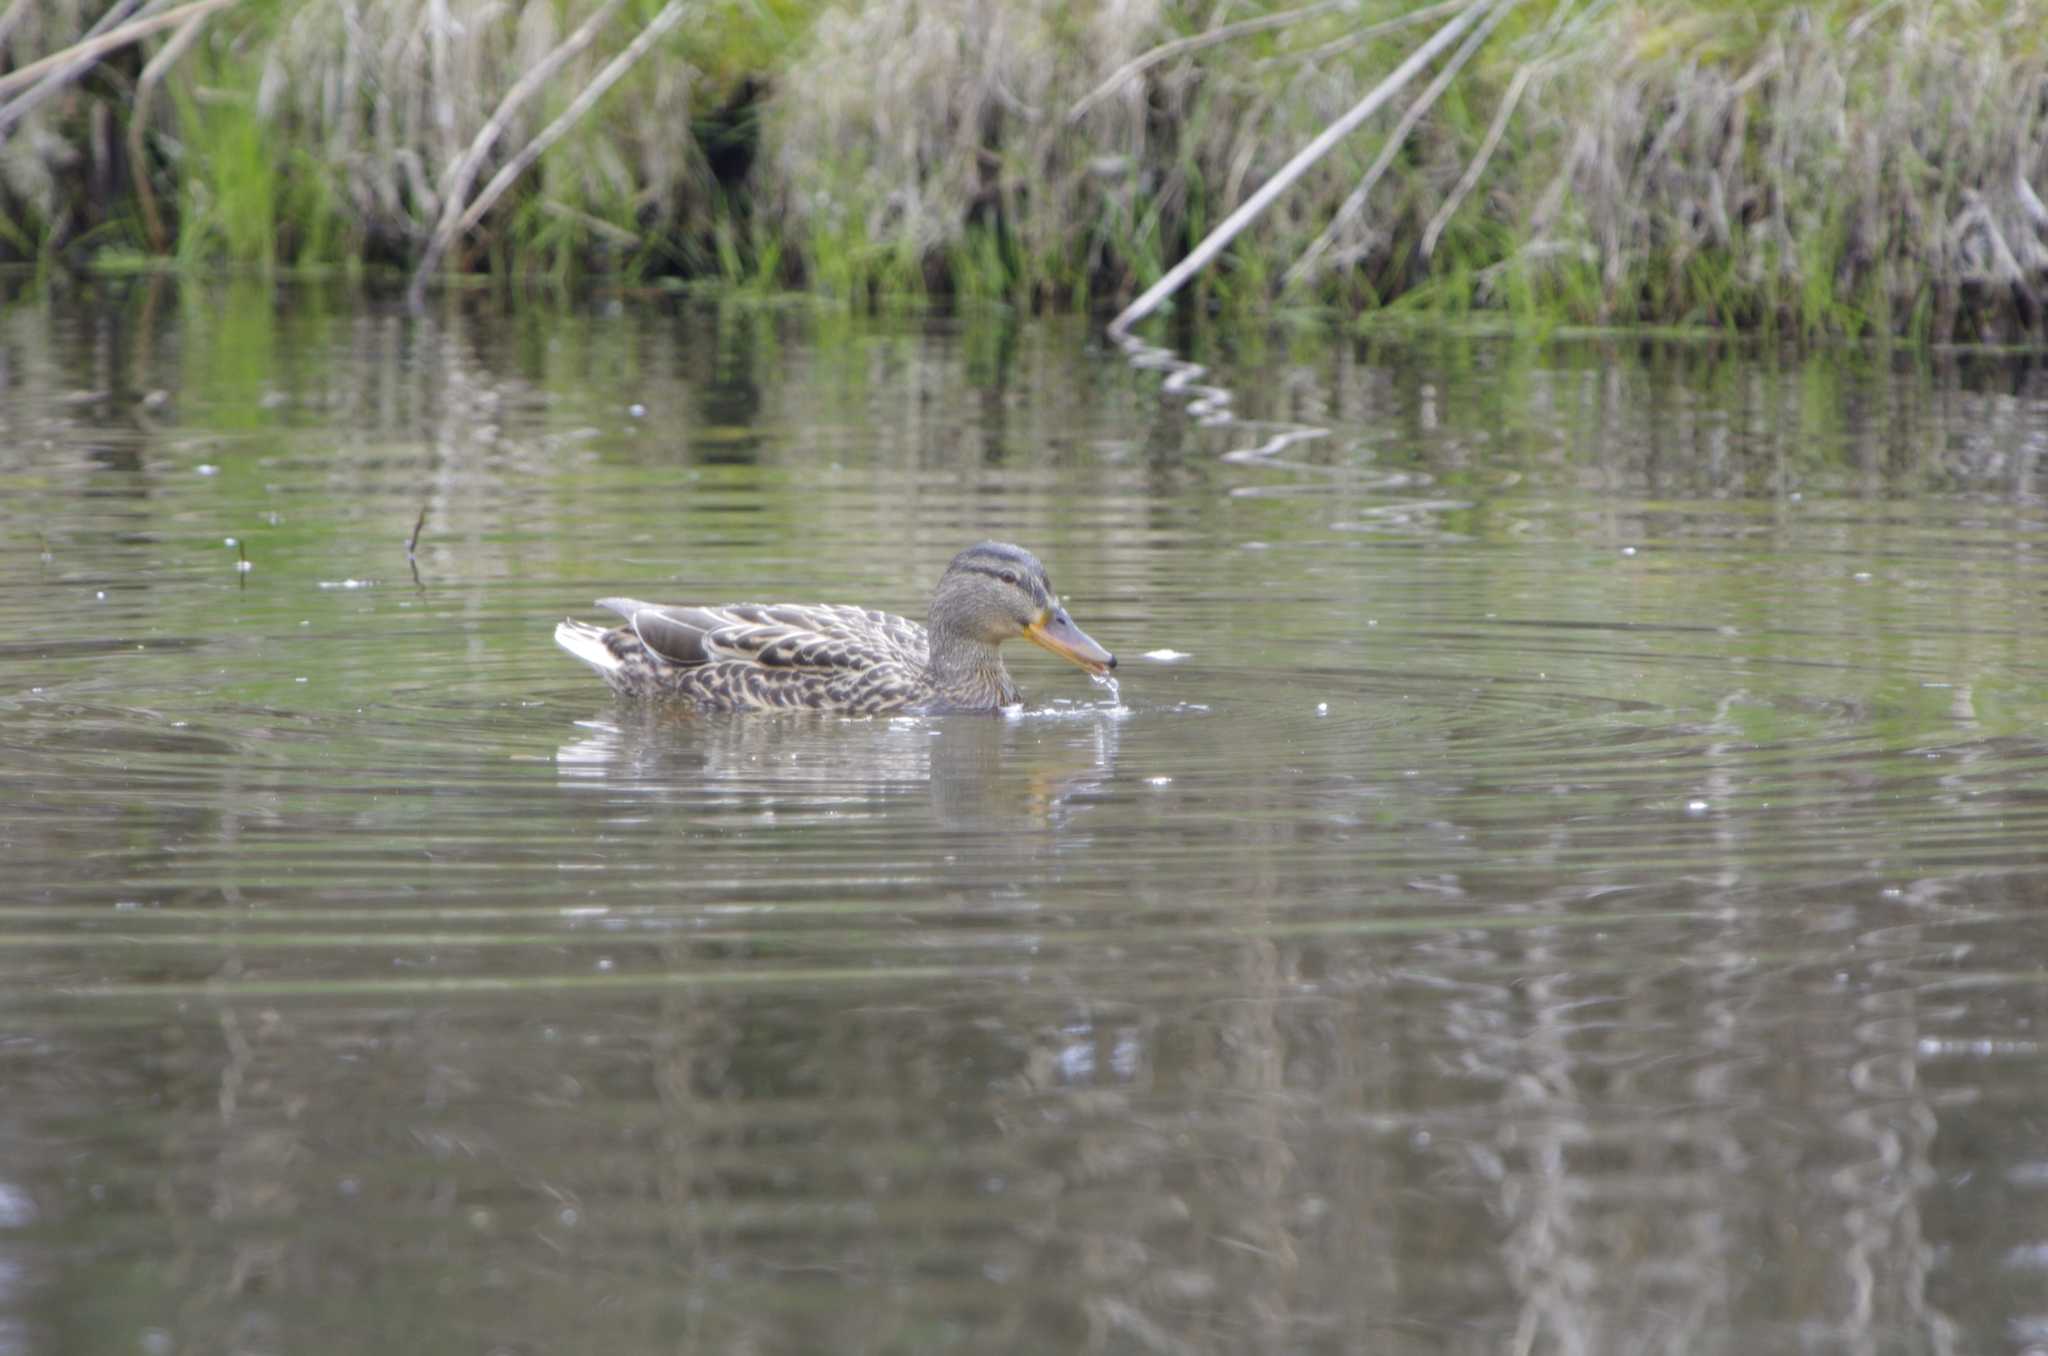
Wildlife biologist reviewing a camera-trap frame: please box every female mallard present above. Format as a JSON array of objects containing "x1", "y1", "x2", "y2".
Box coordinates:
[{"x1": 554, "y1": 541, "x2": 1115, "y2": 714}]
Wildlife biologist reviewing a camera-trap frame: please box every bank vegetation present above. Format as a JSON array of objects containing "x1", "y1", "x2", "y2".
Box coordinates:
[{"x1": 4, "y1": 0, "x2": 2046, "y2": 340}]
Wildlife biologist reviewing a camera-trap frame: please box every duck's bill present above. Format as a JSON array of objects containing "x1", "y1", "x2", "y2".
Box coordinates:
[{"x1": 1025, "y1": 607, "x2": 1117, "y2": 674}]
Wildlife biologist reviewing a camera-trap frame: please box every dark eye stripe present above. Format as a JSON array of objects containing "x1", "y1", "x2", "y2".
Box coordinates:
[{"x1": 959, "y1": 564, "x2": 1053, "y2": 605}]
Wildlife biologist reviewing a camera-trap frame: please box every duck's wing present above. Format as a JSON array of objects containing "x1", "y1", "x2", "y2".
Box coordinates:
[{"x1": 596, "y1": 599, "x2": 928, "y2": 673}]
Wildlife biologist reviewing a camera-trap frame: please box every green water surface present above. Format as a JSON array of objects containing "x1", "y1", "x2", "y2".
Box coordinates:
[{"x1": 2, "y1": 280, "x2": 2045, "y2": 1354}]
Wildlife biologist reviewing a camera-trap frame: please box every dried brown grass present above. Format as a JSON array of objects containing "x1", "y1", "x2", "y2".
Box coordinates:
[
  {"x1": 766, "y1": 0, "x2": 2048, "y2": 337},
  {"x1": 255, "y1": 0, "x2": 701, "y2": 260}
]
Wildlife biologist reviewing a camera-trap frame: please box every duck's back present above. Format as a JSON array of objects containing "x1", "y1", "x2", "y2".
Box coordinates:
[{"x1": 585, "y1": 599, "x2": 933, "y2": 712}]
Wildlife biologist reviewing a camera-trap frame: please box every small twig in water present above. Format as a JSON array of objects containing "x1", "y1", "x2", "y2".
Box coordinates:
[{"x1": 407, "y1": 506, "x2": 428, "y2": 588}]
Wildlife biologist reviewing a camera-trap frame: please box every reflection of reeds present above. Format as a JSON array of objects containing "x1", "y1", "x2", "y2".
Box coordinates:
[{"x1": 3, "y1": 0, "x2": 2047, "y2": 336}]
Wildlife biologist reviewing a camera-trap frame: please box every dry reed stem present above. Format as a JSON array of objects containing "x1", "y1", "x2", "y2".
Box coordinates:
[
  {"x1": 0, "y1": 0, "x2": 224, "y2": 103},
  {"x1": 1111, "y1": 0, "x2": 1491, "y2": 336},
  {"x1": 1286, "y1": 0, "x2": 1516, "y2": 287},
  {"x1": 407, "y1": 0, "x2": 628, "y2": 297},
  {"x1": 450, "y1": 0, "x2": 685, "y2": 235},
  {"x1": 1421, "y1": 57, "x2": 1536, "y2": 258},
  {"x1": 1251, "y1": 0, "x2": 1467, "y2": 71},
  {"x1": 0, "y1": 0, "x2": 159, "y2": 128},
  {"x1": 540, "y1": 198, "x2": 639, "y2": 245},
  {"x1": 1068, "y1": 0, "x2": 1357, "y2": 122},
  {"x1": 0, "y1": 0, "x2": 37, "y2": 54},
  {"x1": 126, "y1": 8, "x2": 212, "y2": 251},
  {"x1": 408, "y1": 0, "x2": 686, "y2": 304},
  {"x1": 427, "y1": 0, "x2": 456, "y2": 177}
]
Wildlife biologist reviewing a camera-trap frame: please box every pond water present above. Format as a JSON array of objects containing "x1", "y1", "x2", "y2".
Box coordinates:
[{"x1": 4, "y1": 279, "x2": 2048, "y2": 1354}]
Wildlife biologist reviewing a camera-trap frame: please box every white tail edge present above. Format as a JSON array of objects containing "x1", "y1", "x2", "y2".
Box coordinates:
[{"x1": 554, "y1": 619, "x2": 623, "y2": 675}]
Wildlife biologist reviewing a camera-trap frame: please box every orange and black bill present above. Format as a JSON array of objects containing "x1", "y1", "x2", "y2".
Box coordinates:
[{"x1": 1024, "y1": 605, "x2": 1116, "y2": 674}]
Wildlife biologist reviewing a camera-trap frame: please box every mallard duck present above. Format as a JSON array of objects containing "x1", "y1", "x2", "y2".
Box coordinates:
[{"x1": 554, "y1": 541, "x2": 1116, "y2": 714}]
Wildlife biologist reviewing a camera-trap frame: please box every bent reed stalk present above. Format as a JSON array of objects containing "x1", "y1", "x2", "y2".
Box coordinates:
[
  {"x1": 4, "y1": 0, "x2": 2047, "y2": 342},
  {"x1": 1111, "y1": 0, "x2": 1493, "y2": 337}
]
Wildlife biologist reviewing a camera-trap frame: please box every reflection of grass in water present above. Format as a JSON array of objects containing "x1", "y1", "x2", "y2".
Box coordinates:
[
  {"x1": 177, "y1": 276, "x2": 285, "y2": 419},
  {"x1": 24, "y1": 911, "x2": 1723, "y2": 999},
  {"x1": 21, "y1": 906, "x2": 1696, "y2": 965}
]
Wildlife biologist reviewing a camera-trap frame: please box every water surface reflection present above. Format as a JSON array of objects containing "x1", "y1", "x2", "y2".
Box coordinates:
[{"x1": 2, "y1": 286, "x2": 2046, "y2": 1353}]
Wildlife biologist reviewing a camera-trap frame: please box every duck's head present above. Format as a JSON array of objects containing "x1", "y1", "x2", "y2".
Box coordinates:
[{"x1": 929, "y1": 541, "x2": 1116, "y2": 676}]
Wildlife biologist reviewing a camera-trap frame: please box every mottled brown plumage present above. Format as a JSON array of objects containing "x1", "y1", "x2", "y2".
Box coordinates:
[{"x1": 554, "y1": 542, "x2": 1115, "y2": 714}]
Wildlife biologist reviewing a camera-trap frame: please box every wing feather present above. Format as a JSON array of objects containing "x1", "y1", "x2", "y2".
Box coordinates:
[{"x1": 604, "y1": 599, "x2": 927, "y2": 676}]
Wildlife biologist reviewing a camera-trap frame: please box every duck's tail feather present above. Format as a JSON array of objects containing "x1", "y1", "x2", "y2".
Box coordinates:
[{"x1": 554, "y1": 618, "x2": 625, "y2": 677}]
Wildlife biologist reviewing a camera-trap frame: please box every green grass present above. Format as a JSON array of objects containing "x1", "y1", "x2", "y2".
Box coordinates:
[{"x1": 171, "y1": 80, "x2": 281, "y2": 272}]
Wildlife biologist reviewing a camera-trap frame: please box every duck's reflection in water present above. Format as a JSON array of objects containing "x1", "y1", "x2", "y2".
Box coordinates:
[{"x1": 553, "y1": 701, "x2": 1123, "y2": 834}]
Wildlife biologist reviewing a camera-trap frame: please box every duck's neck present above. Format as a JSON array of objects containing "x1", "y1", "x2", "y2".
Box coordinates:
[{"x1": 925, "y1": 627, "x2": 1018, "y2": 709}]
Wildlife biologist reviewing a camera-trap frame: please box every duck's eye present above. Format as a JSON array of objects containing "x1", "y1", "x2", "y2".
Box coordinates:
[{"x1": 998, "y1": 570, "x2": 1019, "y2": 586}]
